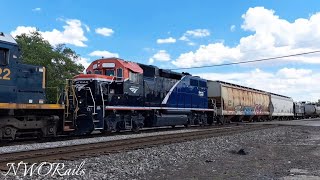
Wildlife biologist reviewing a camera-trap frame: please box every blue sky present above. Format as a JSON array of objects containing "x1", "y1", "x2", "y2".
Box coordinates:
[{"x1": 2, "y1": 0, "x2": 320, "y2": 101}]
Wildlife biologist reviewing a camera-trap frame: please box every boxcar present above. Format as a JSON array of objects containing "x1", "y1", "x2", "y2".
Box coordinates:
[{"x1": 207, "y1": 80, "x2": 270, "y2": 123}]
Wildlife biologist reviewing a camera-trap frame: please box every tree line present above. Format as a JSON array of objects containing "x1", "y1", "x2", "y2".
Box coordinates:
[{"x1": 15, "y1": 31, "x2": 85, "y2": 103}]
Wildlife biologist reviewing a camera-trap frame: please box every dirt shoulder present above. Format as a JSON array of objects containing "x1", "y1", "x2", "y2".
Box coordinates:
[{"x1": 147, "y1": 126, "x2": 320, "y2": 180}]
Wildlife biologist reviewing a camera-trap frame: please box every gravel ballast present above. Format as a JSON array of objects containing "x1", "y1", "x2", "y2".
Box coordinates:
[
  {"x1": 0, "y1": 128, "x2": 199, "y2": 154},
  {"x1": 1, "y1": 125, "x2": 320, "y2": 180}
]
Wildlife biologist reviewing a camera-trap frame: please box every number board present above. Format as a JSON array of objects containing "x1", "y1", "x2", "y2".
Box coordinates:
[{"x1": 0, "y1": 68, "x2": 11, "y2": 80}]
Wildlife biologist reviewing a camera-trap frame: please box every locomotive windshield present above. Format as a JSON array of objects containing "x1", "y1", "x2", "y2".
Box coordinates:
[
  {"x1": 0, "y1": 48, "x2": 8, "y2": 66},
  {"x1": 105, "y1": 69, "x2": 115, "y2": 76}
]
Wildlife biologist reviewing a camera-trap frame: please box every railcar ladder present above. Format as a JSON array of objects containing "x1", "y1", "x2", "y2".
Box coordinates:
[
  {"x1": 92, "y1": 106, "x2": 104, "y2": 130},
  {"x1": 63, "y1": 79, "x2": 76, "y2": 131},
  {"x1": 125, "y1": 119, "x2": 132, "y2": 130}
]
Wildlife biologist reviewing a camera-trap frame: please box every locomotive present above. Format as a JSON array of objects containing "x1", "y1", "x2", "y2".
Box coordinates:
[
  {"x1": 0, "y1": 32, "x2": 319, "y2": 140},
  {"x1": 71, "y1": 58, "x2": 216, "y2": 135},
  {"x1": 0, "y1": 33, "x2": 67, "y2": 140}
]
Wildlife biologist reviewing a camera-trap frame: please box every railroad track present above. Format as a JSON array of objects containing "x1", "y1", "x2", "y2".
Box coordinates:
[
  {"x1": 0, "y1": 124, "x2": 277, "y2": 171},
  {"x1": 0, "y1": 125, "x2": 200, "y2": 147},
  {"x1": 0, "y1": 123, "x2": 239, "y2": 148}
]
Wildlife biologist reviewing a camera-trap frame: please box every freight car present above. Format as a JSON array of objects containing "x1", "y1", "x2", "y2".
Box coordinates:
[
  {"x1": 269, "y1": 93, "x2": 294, "y2": 120},
  {"x1": 293, "y1": 102, "x2": 305, "y2": 119},
  {"x1": 207, "y1": 80, "x2": 270, "y2": 123},
  {"x1": 304, "y1": 103, "x2": 320, "y2": 118},
  {"x1": 71, "y1": 58, "x2": 217, "y2": 135},
  {"x1": 0, "y1": 33, "x2": 71, "y2": 140}
]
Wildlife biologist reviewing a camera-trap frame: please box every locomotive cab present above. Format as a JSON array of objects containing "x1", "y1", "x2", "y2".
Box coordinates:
[{"x1": 71, "y1": 58, "x2": 144, "y2": 135}]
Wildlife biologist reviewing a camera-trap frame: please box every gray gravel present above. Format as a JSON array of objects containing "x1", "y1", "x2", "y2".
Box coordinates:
[
  {"x1": 0, "y1": 128, "x2": 199, "y2": 154},
  {"x1": 2, "y1": 126, "x2": 320, "y2": 180}
]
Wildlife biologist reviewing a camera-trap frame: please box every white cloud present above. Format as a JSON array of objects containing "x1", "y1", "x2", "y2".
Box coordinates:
[
  {"x1": 95, "y1": 27, "x2": 114, "y2": 37},
  {"x1": 32, "y1": 8, "x2": 41, "y2": 12},
  {"x1": 187, "y1": 42, "x2": 196, "y2": 46},
  {"x1": 276, "y1": 68, "x2": 312, "y2": 79},
  {"x1": 11, "y1": 19, "x2": 88, "y2": 47},
  {"x1": 230, "y1": 25, "x2": 236, "y2": 32},
  {"x1": 179, "y1": 29, "x2": 210, "y2": 41},
  {"x1": 84, "y1": 24, "x2": 90, "y2": 32},
  {"x1": 148, "y1": 58, "x2": 154, "y2": 64},
  {"x1": 143, "y1": 47, "x2": 155, "y2": 52},
  {"x1": 89, "y1": 50, "x2": 119, "y2": 58},
  {"x1": 157, "y1": 37, "x2": 176, "y2": 44},
  {"x1": 172, "y1": 43, "x2": 242, "y2": 68},
  {"x1": 77, "y1": 57, "x2": 91, "y2": 69},
  {"x1": 148, "y1": 50, "x2": 171, "y2": 64},
  {"x1": 197, "y1": 67, "x2": 320, "y2": 102},
  {"x1": 11, "y1": 26, "x2": 37, "y2": 37},
  {"x1": 173, "y1": 7, "x2": 320, "y2": 68}
]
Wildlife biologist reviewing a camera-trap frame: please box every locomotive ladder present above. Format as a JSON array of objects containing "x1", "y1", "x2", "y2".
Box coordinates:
[
  {"x1": 85, "y1": 86, "x2": 104, "y2": 130},
  {"x1": 63, "y1": 79, "x2": 76, "y2": 131}
]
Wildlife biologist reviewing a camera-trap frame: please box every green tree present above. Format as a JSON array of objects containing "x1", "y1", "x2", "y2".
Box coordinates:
[{"x1": 15, "y1": 31, "x2": 84, "y2": 103}]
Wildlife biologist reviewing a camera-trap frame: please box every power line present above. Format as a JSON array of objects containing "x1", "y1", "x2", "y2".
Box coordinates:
[{"x1": 169, "y1": 50, "x2": 320, "y2": 70}]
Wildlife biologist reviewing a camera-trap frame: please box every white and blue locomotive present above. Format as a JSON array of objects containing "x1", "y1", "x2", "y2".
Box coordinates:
[{"x1": 71, "y1": 58, "x2": 216, "y2": 135}]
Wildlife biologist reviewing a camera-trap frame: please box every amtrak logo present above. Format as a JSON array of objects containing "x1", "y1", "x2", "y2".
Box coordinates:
[
  {"x1": 75, "y1": 84, "x2": 87, "y2": 91},
  {"x1": 129, "y1": 86, "x2": 139, "y2": 93}
]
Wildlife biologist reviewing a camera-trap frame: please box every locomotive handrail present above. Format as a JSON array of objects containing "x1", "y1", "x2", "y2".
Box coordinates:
[
  {"x1": 85, "y1": 87, "x2": 96, "y2": 115},
  {"x1": 71, "y1": 84, "x2": 79, "y2": 118},
  {"x1": 99, "y1": 83, "x2": 107, "y2": 118},
  {"x1": 64, "y1": 79, "x2": 72, "y2": 118}
]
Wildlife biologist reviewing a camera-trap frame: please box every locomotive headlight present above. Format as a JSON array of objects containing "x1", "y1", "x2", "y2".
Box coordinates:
[{"x1": 79, "y1": 99, "x2": 84, "y2": 104}]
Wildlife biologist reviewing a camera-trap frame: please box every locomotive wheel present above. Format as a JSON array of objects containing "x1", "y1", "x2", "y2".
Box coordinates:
[
  {"x1": 74, "y1": 114, "x2": 94, "y2": 135},
  {"x1": 184, "y1": 119, "x2": 191, "y2": 128},
  {"x1": 100, "y1": 129, "x2": 112, "y2": 135},
  {"x1": 115, "y1": 122, "x2": 121, "y2": 133},
  {"x1": 100, "y1": 118, "x2": 112, "y2": 134},
  {"x1": 132, "y1": 123, "x2": 140, "y2": 133},
  {"x1": 217, "y1": 116, "x2": 225, "y2": 125}
]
